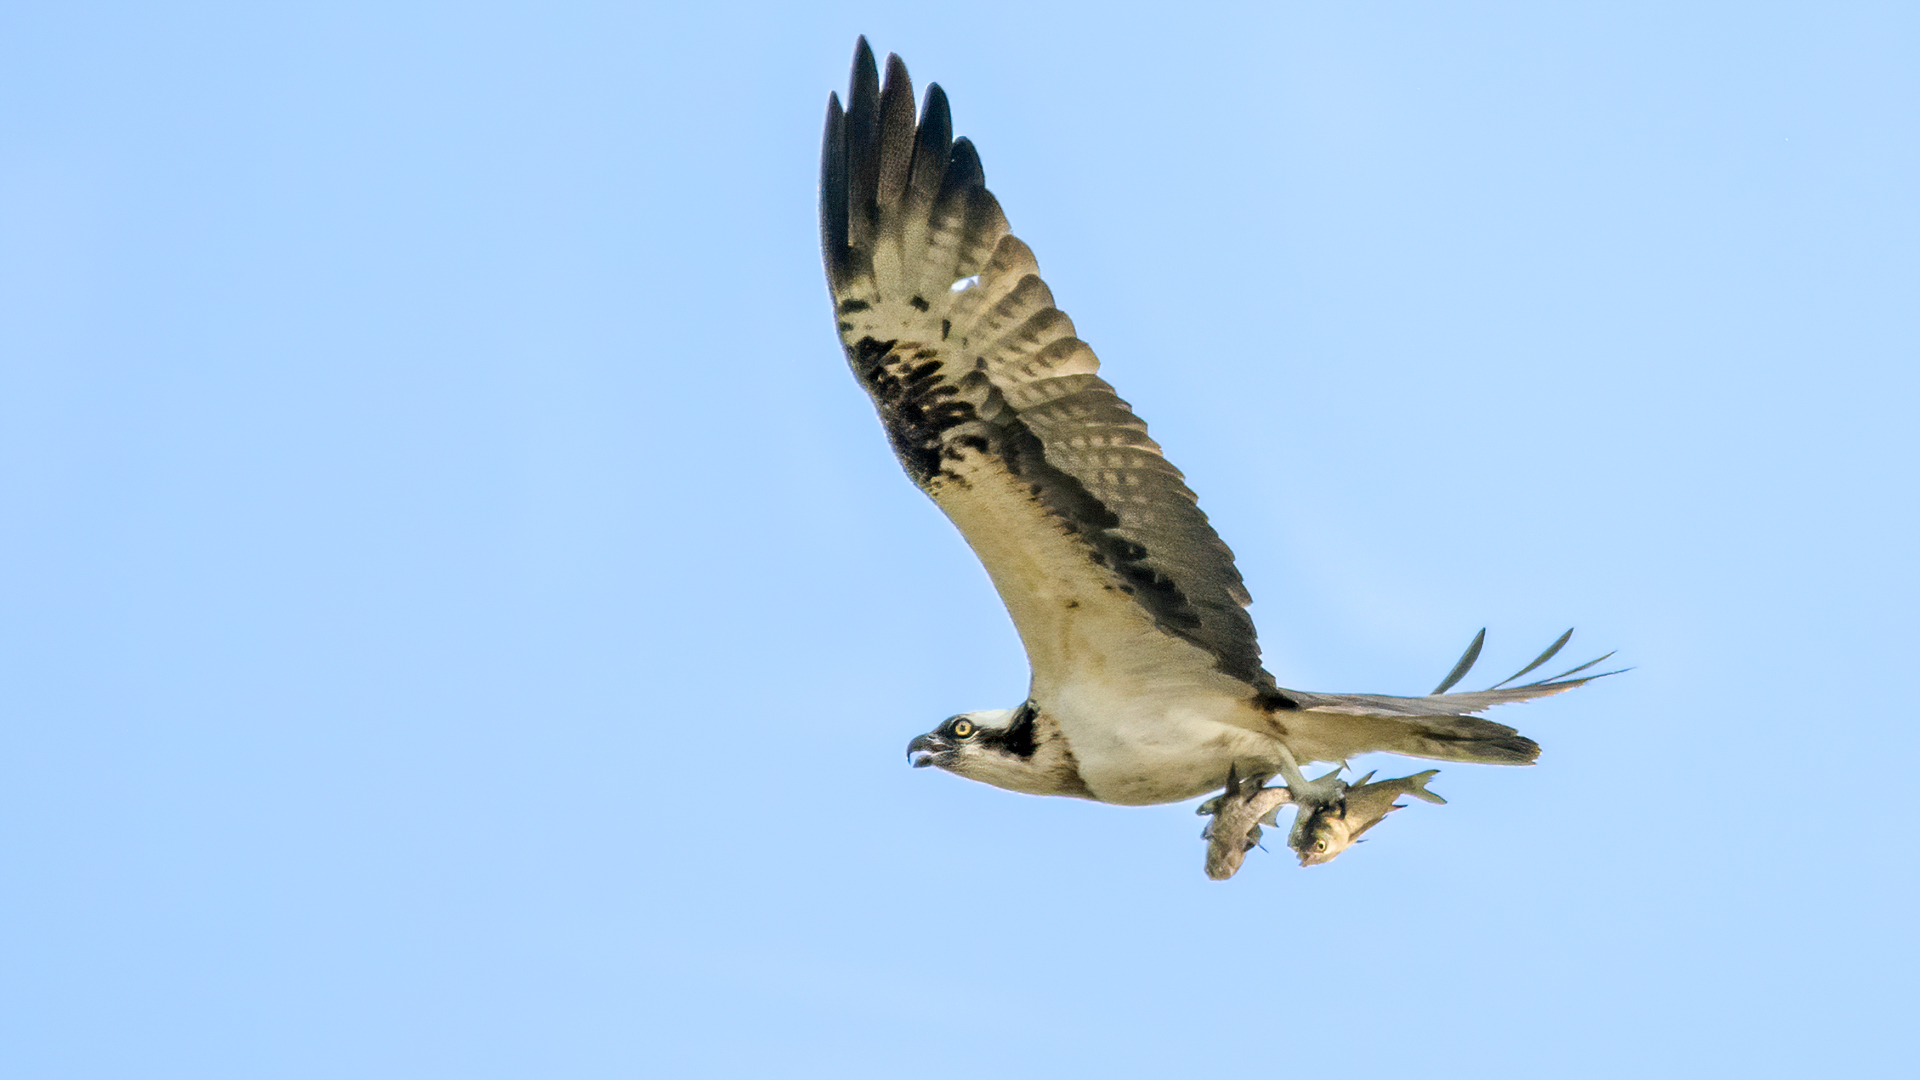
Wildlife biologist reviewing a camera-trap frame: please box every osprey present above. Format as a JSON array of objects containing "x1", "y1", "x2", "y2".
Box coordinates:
[{"x1": 820, "y1": 40, "x2": 1612, "y2": 874}]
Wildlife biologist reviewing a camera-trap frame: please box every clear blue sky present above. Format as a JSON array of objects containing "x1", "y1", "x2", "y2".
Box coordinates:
[{"x1": 5, "y1": 3, "x2": 1915, "y2": 1077}]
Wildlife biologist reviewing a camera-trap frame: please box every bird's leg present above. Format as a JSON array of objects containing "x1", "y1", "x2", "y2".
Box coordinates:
[
  {"x1": 1271, "y1": 744, "x2": 1347, "y2": 811},
  {"x1": 1270, "y1": 743, "x2": 1310, "y2": 791}
]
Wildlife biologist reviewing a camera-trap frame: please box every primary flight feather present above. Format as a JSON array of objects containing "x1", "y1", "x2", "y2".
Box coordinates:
[{"x1": 819, "y1": 39, "x2": 1613, "y2": 873}]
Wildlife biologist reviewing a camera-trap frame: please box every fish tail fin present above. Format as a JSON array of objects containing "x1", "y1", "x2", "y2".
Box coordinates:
[{"x1": 1406, "y1": 769, "x2": 1447, "y2": 804}]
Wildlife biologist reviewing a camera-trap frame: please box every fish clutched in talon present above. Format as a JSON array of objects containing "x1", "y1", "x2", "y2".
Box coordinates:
[
  {"x1": 1198, "y1": 765, "x2": 1294, "y2": 881},
  {"x1": 1290, "y1": 770, "x2": 1447, "y2": 866},
  {"x1": 1199, "y1": 766, "x2": 1449, "y2": 876},
  {"x1": 1198, "y1": 761, "x2": 1347, "y2": 879}
]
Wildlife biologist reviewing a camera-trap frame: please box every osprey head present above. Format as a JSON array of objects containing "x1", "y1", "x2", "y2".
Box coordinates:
[
  {"x1": 907, "y1": 708, "x2": 1019, "y2": 771},
  {"x1": 904, "y1": 705, "x2": 1085, "y2": 797}
]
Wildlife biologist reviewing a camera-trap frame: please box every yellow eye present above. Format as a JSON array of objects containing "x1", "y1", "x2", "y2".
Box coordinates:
[
  {"x1": 1313, "y1": 840, "x2": 1329, "y2": 853},
  {"x1": 951, "y1": 719, "x2": 975, "y2": 738}
]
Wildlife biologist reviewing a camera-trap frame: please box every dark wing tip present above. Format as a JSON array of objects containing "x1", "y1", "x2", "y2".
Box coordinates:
[
  {"x1": 883, "y1": 50, "x2": 910, "y2": 90},
  {"x1": 875, "y1": 52, "x2": 917, "y2": 208},
  {"x1": 847, "y1": 39, "x2": 880, "y2": 116},
  {"x1": 845, "y1": 37, "x2": 882, "y2": 240},
  {"x1": 825, "y1": 38, "x2": 885, "y2": 285},
  {"x1": 1531, "y1": 650, "x2": 1619, "y2": 687},
  {"x1": 922, "y1": 81, "x2": 950, "y2": 125},
  {"x1": 944, "y1": 136, "x2": 984, "y2": 194},
  {"x1": 1431, "y1": 628, "x2": 1487, "y2": 695},
  {"x1": 1490, "y1": 628, "x2": 1574, "y2": 689},
  {"x1": 908, "y1": 83, "x2": 953, "y2": 201},
  {"x1": 820, "y1": 93, "x2": 849, "y2": 279}
]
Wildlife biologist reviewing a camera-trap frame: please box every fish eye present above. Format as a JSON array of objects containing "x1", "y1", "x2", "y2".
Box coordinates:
[
  {"x1": 1312, "y1": 839, "x2": 1329, "y2": 853},
  {"x1": 950, "y1": 718, "x2": 975, "y2": 738}
]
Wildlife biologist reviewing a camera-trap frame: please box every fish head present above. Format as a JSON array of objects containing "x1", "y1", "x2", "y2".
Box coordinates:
[{"x1": 1291, "y1": 805, "x2": 1356, "y2": 866}]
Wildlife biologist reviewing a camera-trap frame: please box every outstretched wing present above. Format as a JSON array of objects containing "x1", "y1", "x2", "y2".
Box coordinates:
[{"x1": 821, "y1": 40, "x2": 1269, "y2": 690}]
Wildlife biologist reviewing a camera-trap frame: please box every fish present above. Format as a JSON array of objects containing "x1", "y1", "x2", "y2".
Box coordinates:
[
  {"x1": 1197, "y1": 765, "x2": 1295, "y2": 881},
  {"x1": 1288, "y1": 769, "x2": 1446, "y2": 866}
]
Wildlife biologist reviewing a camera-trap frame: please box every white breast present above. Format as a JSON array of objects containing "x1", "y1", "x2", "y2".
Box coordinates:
[{"x1": 1047, "y1": 668, "x2": 1287, "y2": 805}]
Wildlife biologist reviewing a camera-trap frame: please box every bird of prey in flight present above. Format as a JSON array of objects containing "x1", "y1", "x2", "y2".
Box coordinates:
[{"x1": 819, "y1": 39, "x2": 1613, "y2": 877}]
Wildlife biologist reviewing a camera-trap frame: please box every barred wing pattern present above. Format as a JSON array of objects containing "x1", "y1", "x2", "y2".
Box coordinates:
[{"x1": 821, "y1": 40, "x2": 1270, "y2": 689}]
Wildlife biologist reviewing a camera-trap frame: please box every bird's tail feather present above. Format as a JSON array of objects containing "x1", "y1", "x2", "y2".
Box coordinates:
[
  {"x1": 1376, "y1": 713, "x2": 1541, "y2": 765},
  {"x1": 1280, "y1": 630, "x2": 1623, "y2": 767}
]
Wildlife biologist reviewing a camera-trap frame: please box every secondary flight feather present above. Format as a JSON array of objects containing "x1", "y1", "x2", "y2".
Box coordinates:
[{"x1": 819, "y1": 39, "x2": 1616, "y2": 878}]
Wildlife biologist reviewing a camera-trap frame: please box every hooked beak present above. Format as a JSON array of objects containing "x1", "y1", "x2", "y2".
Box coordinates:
[{"x1": 906, "y1": 731, "x2": 953, "y2": 769}]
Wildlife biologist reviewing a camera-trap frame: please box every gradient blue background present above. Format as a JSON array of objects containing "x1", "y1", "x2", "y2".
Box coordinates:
[{"x1": 5, "y1": 3, "x2": 1915, "y2": 1076}]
